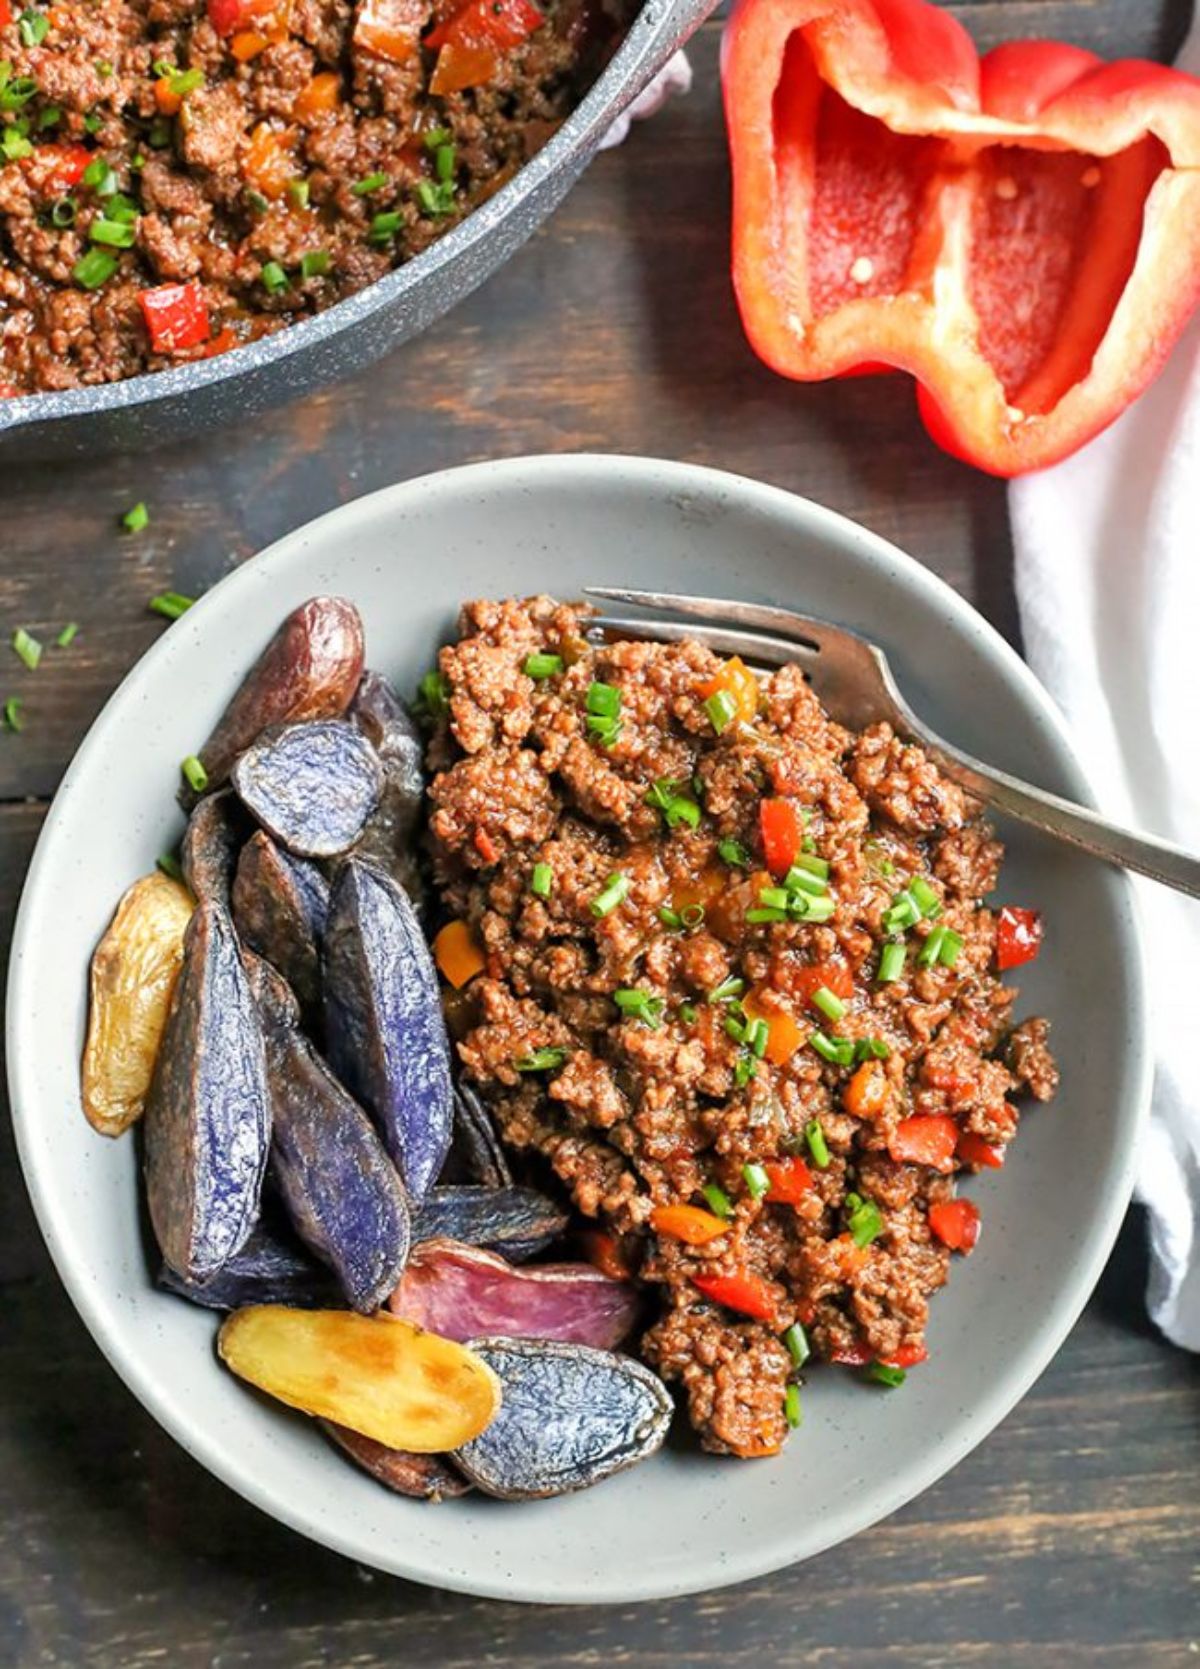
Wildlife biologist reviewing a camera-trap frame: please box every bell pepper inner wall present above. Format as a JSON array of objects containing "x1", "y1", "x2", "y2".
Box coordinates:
[{"x1": 774, "y1": 31, "x2": 1167, "y2": 413}]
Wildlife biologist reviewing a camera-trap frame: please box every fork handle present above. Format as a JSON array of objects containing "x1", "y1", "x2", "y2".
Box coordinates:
[{"x1": 904, "y1": 721, "x2": 1200, "y2": 901}]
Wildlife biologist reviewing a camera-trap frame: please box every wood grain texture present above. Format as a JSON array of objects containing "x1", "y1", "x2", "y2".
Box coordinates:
[{"x1": 2, "y1": 2, "x2": 1198, "y2": 1663}]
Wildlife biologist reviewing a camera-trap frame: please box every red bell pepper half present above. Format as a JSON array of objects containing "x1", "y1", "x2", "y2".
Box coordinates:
[{"x1": 722, "y1": 0, "x2": 1200, "y2": 475}]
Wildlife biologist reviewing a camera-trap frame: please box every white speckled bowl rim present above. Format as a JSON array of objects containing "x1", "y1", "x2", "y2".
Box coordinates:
[{"x1": 6, "y1": 455, "x2": 1149, "y2": 1604}]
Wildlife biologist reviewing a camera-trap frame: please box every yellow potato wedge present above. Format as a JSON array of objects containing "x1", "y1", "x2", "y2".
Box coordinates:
[
  {"x1": 82, "y1": 872, "x2": 194, "y2": 1137},
  {"x1": 218, "y1": 1307, "x2": 502, "y2": 1452}
]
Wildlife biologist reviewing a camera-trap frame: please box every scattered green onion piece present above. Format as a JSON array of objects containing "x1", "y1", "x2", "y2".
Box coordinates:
[
  {"x1": 148, "y1": 591, "x2": 195, "y2": 620},
  {"x1": 707, "y1": 976, "x2": 745, "y2": 1005},
  {"x1": 523, "y1": 651, "x2": 563, "y2": 680},
  {"x1": 38, "y1": 104, "x2": 62, "y2": 129},
  {"x1": 805, "y1": 1119, "x2": 830, "y2": 1169},
  {"x1": 734, "y1": 1054, "x2": 758, "y2": 1087},
  {"x1": 260, "y1": 260, "x2": 288, "y2": 294},
  {"x1": 784, "y1": 1383, "x2": 802, "y2": 1428},
  {"x1": 94, "y1": 58, "x2": 113, "y2": 76},
  {"x1": 883, "y1": 889, "x2": 921, "y2": 935},
  {"x1": 55, "y1": 622, "x2": 78, "y2": 648},
  {"x1": 586, "y1": 680, "x2": 620, "y2": 716},
  {"x1": 790, "y1": 892, "x2": 836, "y2": 923},
  {"x1": 783, "y1": 1322, "x2": 810, "y2": 1368},
  {"x1": 0, "y1": 74, "x2": 38, "y2": 110},
  {"x1": 1, "y1": 124, "x2": 33, "y2": 161},
  {"x1": 434, "y1": 143, "x2": 455, "y2": 183},
  {"x1": 658, "y1": 905, "x2": 683, "y2": 931},
  {"x1": 704, "y1": 689, "x2": 737, "y2": 734},
  {"x1": 515, "y1": 1046, "x2": 568, "y2": 1073},
  {"x1": 743, "y1": 1161, "x2": 769, "y2": 1200},
  {"x1": 11, "y1": 627, "x2": 41, "y2": 670},
  {"x1": 811, "y1": 984, "x2": 846, "y2": 1022},
  {"x1": 877, "y1": 941, "x2": 906, "y2": 983},
  {"x1": 151, "y1": 57, "x2": 174, "y2": 77},
  {"x1": 122, "y1": 500, "x2": 149, "y2": 533},
  {"x1": 423, "y1": 126, "x2": 451, "y2": 149},
  {"x1": 866, "y1": 1362, "x2": 906, "y2": 1388},
  {"x1": 701, "y1": 1182, "x2": 733, "y2": 1220},
  {"x1": 746, "y1": 1017, "x2": 770, "y2": 1058},
  {"x1": 83, "y1": 111, "x2": 102, "y2": 133},
  {"x1": 18, "y1": 9, "x2": 49, "y2": 45},
  {"x1": 414, "y1": 177, "x2": 454, "y2": 216},
  {"x1": 758, "y1": 885, "x2": 790, "y2": 911},
  {"x1": 180, "y1": 754, "x2": 207, "y2": 793},
  {"x1": 679, "y1": 1002, "x2": 698, "y2": 1026},
  {"x1": 614, "y1": 987, "x2": 664, "y2": 1029},
  {"x1": 785, "y1": 864, "x2": 828, "y2": 898},
  {"x1": 50, "y1": 195, "x2": 77, "y2": 227},
  {"x1": 245, "y1": 188, "x2": 269, "y2": 214},
  {"x1": 917, "y1": 924, "x2": 947, "y2": 968},
  {"x1": 3, "y1": 696, "x2": 24, "y2": 732},
  {"x1": 790, "y1": 851, "x2": 829, "y2": 881},
  {"x1": 299, "y1": 249, "x2": 330, "y2": 279},
  {"x1": 89, "y1": 215, "x2": 136, "y2": 248},
  {"x1": 846, "y1": 1193, "x2": 884, "y2": 1248},
  {"x1": 81, "y1": 157, "x2": 117, "y2": 194},
  {"x1": 937, "y1": 928, "x2": 963, "y2": 967},
  {"x1": 680, "y1": 902, "x2": 705, "y2": 929},
  {"x1": 417, "y1": 669, "x2": 450, "y2": 717},
  {"x1": 589, "y1": 872, "x2": 630, "y2": 918},
  {"x1": 645, "y1": 777, "x2": 700, "y2": 831},
  {"x1": 287, "y1": 178, "x2": 310, "y2": 207},
  {"x1": 717, "y1": 837, "x2": 750, "y2": 868},
  {"x1": 530, "y1": 862, "x2": 553, "y2": 900},
  {"x1": 854, "y1": 1037, "x2": 890, "y2": 1062},
  {"x1": 167, "y1": 66, "x2": 204, "y2": 96},
  {"x1": 72, "y1": 246, "x2": 118, "y2": 288},
  {"x1": 351, "y1": 171, "x2": 388, "y2": 195},
  {"x1": 156, "y1": 851, "x2": 183, "y2": 881},
  {"x1": 810, "y1": 1031, "x2": 855, "y2": 1068},
  {"x1": 368, "y1": 209, "x2": 401, "y2": 244},
  {"x1": 909, "y1": 876, "x2": 942, "y2": 919},
  {"x1": 586, "y1": 711, "x2": 621, "y2": 746},
  {"x1": 746, "y1": 907, "x2": 787, "y2": 924}
]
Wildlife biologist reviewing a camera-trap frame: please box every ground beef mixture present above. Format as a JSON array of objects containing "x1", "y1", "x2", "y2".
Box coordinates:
[
  {"x1": 427, "y1": 596, "x2": 1058, "y2": 1459},
  {"x1": 0, "y1": 0, "x2": 631, "y2": 393}
]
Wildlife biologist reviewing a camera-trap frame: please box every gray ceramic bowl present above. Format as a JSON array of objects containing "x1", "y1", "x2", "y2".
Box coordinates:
[{"x1": 7, "y1": 455, "x2": 1148, "y2": 1603}]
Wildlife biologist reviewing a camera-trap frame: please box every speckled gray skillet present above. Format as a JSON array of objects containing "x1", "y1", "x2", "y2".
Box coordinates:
[
  {"x1": 0, "y1": 0, "x2": 713, "y2": 460},
  {"x1": 6, "y1": 456, "x2": 1149, "y2": 1603}
]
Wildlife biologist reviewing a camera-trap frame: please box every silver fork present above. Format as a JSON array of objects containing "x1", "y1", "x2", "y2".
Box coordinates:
[{"x1": 586, "y1": 587, "x2": 1200, "y2": 900}]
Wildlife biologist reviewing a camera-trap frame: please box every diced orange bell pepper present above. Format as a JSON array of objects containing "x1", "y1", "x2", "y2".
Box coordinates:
[
  {"x1": 744, "y1": 990, "x2": 803, "y2": 1065},
  {"x1": 843, "y1": 1060, "x2": 888, "y2": 1119},
  {"x1": 889, "y1": 1114, "x2": 958, "y2": 1172},
  {"x1": 243, "y1": 122, "x2": 298, "y2": 197},
  {"x1": 353, "y1": 0, "x2": 428, "y2": 61},
  {"x1": 154, "y1": 79, "x2": 183, "y2": 116},
  {"x1": 762, "y1": 1157, "x2": 812, "y2": 1204},
  {"x1": 429, "y1": 41, "x2": 498, "y2": 94},
  {"x1": 698, "y1": 655, "x2": 760, "y2": 727},
  {"x1": 292, "y1": 71, "x2": 341, "y2": 122},
  {"x1": 759, "y1": 797, "x2": 804, "y2": 877},
  {"x1": 578, "y1": 1228, "x2": 630, "y2": 1281},
  {"x1": 433, "y1": 919, "x2": 486, "y2": 988},
  {"x1": 929, "y1": 1197, "x2": 981, "y2": 1253},
  {"x1": 650, "y1": 1204, "x2": 731, "y2": 1246},
  {"x1": 230, "y1": 29, "x2": 270, "y2": 58},
  {"x1": 692, "y1": 1268, "x2": 779, "y2": 1323},
  {"x1": 957, "y1": 1130, "x2": 1005, "y2": 1169}
]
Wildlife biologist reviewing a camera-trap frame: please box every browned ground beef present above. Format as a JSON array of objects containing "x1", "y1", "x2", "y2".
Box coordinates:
[
  {"x1": 428, "y1": 597, "x2": 1058, "y2": 1459},
  {"x1": 0, "y1": 0, "x2": 631, "y2": 392}
]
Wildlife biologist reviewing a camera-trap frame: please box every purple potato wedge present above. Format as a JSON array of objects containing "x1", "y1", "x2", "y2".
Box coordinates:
[
  {"x1": 349, "y1": 671, "x2": 426, "y2": 901},
  {"x1": 443, "y1": 1083, "x2": 512, "y2": 1188},
  {"x1": 452, "y1": 1338, "x2": 673, "y2": 1500},
  {"x1": 144, "y1": 902, "x2": 271, "y2": 1283},
  {"x1": 411, "y1": 1186, "x2": 567, "y2": 1261},
  {"x1": 260, "y1": 993, "x2": 411, "y2": 1314},
  {"x1": 232, "y1": 831, "x2": 329, "y2": 1017},
  {"x1": 181, "y1": 789, "x2": 253, "y2": 907},
  {"x1": 390, "y1": 1238, "x2": 639, "y2": 1349},
  {"x1": 195, "y1": 597, "x2": 365, "y2": 794},
  {"x1": 324, "y1": 859, "x2": 453, "y2": 1202},
  {"x1": 232, "y1": 721, "x2": 383, "y2": 859},
  {"x1": 322, "y1": 1423, "x2": 471, "y2": 1501},
  {"x1": 158, "y1": 1222, "x2": 340, "y2": 1311}
]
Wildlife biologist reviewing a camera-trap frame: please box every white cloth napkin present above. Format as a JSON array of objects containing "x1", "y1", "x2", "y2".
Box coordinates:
[{"x1": 1010, "y1": 14, "x2": 1200, "y2": 1350}]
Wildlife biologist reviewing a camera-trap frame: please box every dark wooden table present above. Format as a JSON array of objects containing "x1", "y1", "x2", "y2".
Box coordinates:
[{"x1": 3, "y1": 2, "x2": 1197, "y2": 1662}]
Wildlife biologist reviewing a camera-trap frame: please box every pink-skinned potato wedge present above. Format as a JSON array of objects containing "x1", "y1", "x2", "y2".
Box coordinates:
[{"x1": 218, "y1": 1307, "x2": 501, "y2": 1451}]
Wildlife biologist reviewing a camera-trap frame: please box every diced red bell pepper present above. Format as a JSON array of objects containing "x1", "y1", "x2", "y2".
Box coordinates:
[
  {"x1": 881, "y1": 1341, "x2": 927, "y2": 1369},
  {"x1": 759, "y1": 797, "x2": 803, "y2": 877},
  {"x1": 995, "y1": 905, "x2": 1043, "y2": 971},
  {"x1": 888, "y1": 1114, "x2": 958, "y2": 1172},
  {"x1": 0, "y1": 0, "x2": 11, "y2": 25},
  {"x1": 957, "y1": 1130, "x2": 1005, "y2": 1170},
  {"x1": 429, "y1": 41, "x2": 497, "y2": 94},
  {"x1": 426, "y1": 0, "x2": 542, "y2": 51},
  {"x1": 722, "y1": 0, "x2": 1200, "y2": 476},
  {"x1": 207, "y1": 0, "x2": 276, "y2": 36},
  {"x1": 692, "y1": 1269, "x2": 779, "y2": 1323},
  {"x1": 139, "y1": 283, "x2": 211, "y2": 355},
  {"x1": 787, "y1": 959, "x2": 853, "y2": 1006},
  {"x1": 929, "y1": 1197, "x2": 982, "y2": 1253},
  {"x1": 762, "y1": 1156, "x2": 813, "y2": 1204},
  {"x1": 473, "y1": 825, "x2": 500, "y2": 865},
  {"x1": 38, "y1": 144, "x2": 93, "y2": 195},
  {"x1": 830, "y1": 1336, "x2": 872, "y2": 1366}
]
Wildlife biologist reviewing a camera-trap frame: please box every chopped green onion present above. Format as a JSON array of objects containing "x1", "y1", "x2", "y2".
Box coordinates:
[
  {"x1": 299, "y1": 249, "x2": 330, "y2": 279},
  {"x1": 89, "y1": 215, "x2": 136, "y2": 248},
  {"x1": 846, "y1": 1192, "x2": 884, "y2": 1247},
  {"x1": 883, "y1": 889, "x2": 921, "y2": 935},
  {"x1": 645, "y1": 777, "x2": 700, "y2": 831},
  {"x1": 94, "y1": 58, "x2": 113, "y2": 76},
  {"x1": 679, "y1": 1002, "x2": 698, "y2": 1026},
  {"x1": 854, "y1": 1036, "x2": 890, "y2": 1062},
  {"x1": 758, "y1": 886, "x2": 790, "y2": 911},
  {"x1": 245, "y1": 188, "x2": 269, "y2": 214},
  {"x1": 157, "y1": 851, "x2": 183, "y2": 881},
  {"x1": 523, "y1": 652, "x2": 562, "y2": 680},
  {"x1": 811, "y1": 984, "x2": 846, "y2": 1022},
  {"x1": 3, "y1": 696, "x2": 24, "y2": 732},
  {"x1": 167, "y1": 66, "x2": 204, "y2": 96},
  {"x1": 586, "y1": 680, "x2": 620, "y2": 716},
  {"x1": 707, "y1": 976, "x2": 745, "y2": 1005},
  {"x1": 55, "y1": 622, "x2": 78, "y2": 647},
  {"x1": 434, "y1": 142, "x2": 455, "y2": 183},
  {"x1": 586, "y1": 712, "x2": 621, "y2": 746},
  {"x1": 151, "y1": 57, "x2": 174, "y2": 77},
  {"x1": 148, "y1": 592, "x2": 195, "y2": 620},
  {"x1": 734, "y1": 1054, "x2": 758, "y2": 1087},
  {"x1": 589, "y1": 872, "x2": 630, "y2": 918},
  {"x1": 701, "y1": 1182, "x2": 733, "y2": 1220},
  {"x1": 260, "y1": 260, "x2": 288, "y2": 294},
  {"x1": 810, "y1": 1031, "x2": 855, "y2": 1068},
  {"x1": 83, "y1": 111, "x2": 102, "y2": 133},
  {"x1": 72, "y1": 247, "x2": 118, "y2": 288},
  {"x1": 910, "y1": 876, "x2": 942, "y2": 919},
  {"x1": 122, "y1": 501, "x2": 149, "y2": 533},
  {"x1": 368, "y1": 209, "x2": 402, "y2": 244},
  {"x1": 614, "y1": 987, "x2": 664, "y2": 1029},
  {"x1": 783, "y1": 1322, "x2": 810, "y2": 1368},
  {"x1": 130, "y1": 152, "x2": 146, "y2": 171},
  {"x1": 50, "y1": 195, "x2": 77, "y2": 227},
  {"x1": 423, "y1": 126, "x2": 451, "y2": 149},
  {"x1": 18, "y1": 10, "x2": 49, "y2": 45},
  {"x1": 181, "y1": 754, "x2": 207, "y2": 793},
  {"x1": 515, "y1": 1046, "x2": 568, "y2": 1073},
  {"x1": 790, "y1": 852, "x2": 829, "y2": 881},
  {"x1": 723, "y1": 1012, "x2": 747, "y2": 1045},
  {"x1": 704, "y1": 689, "x2": 737, "y2": 734},
  {"x1": 37, "y1": 103, "x2": 62, "y2": 129},
  {"x1": 789, "y1": 892, "x2": 836, "y2": 923},
  {"x1": 81, "y1": 158, "x2": 117, "y2": 194},
  {"x1": 414, "y1": 177, "x2": 454, "y2": 216},
  {"x1": 0, "y1": 74, "x2": 38, "y2": 111},
  {"x1": 746, "y1": 1017, "x2": 770, "y2": 1058},
  {"x1": 416, "y1": 668, "x2": 450, "y2": 717},
  {"x1": 805, "y1": 1119, "x2": 830, "y2": 1169},
  {"x1": 937, "y1": 928, "x2": 963, "y2": 967},
  {"x1": 717, "y1": 837, "x2": 750, "y2": 868},
  {"x1": 743, "y1": 1161, "x2": 769, "y2": 1200},
  {"x1": 784, "y1": 1383, "x2": 803, "y2": 1428},
  {"x1": 530, "y1": 862, "x2": 553, "y2": 900},
  {"x1": 866, "y1": 1362, "x2": 906, "y2": 1388},
  {"x1": 352, "y1": 171, "x2": 388, "y2": 195},
  {"x1": 0, "y1": 125, "x2": 31, "y2": 160},
  {"x1": 917, "y1": 924, "x2": 947, "y2": 968},
  {"x1": 785, "y1": 864, "x2": 828, "y2": 898},
  {"x1": 677, "y1": 903, "x2": 703, "y2": 930},
  {"x1": 746, "y1": 907, "x2": 787, "y2": 924},
  {"x1": 287, "y1": 178, "x2": 310, "y2": 208},
  {"x1": 658, "y1": 905, "x2": 683, "y2": 931},
  {"x1": 877, "y1": 941, "x2": 906, "y2": 983},
  {"x1": 12, "y1": 627, "x2": 41, "y2": 670}
]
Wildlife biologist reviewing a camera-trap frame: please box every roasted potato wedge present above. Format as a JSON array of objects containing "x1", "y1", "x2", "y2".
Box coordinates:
[
  {"x1": 218, "y1": 1307, "x2": 501, "y2": 1451},
  {"x1": 82, "y1": 872, "x2": 194, "y2": 1136}
]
